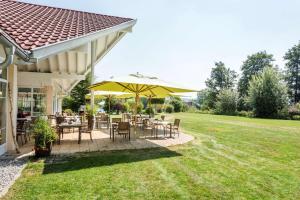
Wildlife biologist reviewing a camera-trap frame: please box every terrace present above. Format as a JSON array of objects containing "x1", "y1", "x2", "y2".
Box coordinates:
[{"x1": 18, "y1": 126, "x2": 194, "y2": 156}]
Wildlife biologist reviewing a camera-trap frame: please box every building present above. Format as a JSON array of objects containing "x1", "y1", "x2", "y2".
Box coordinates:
[{"x1": 0, "y1": 0, "x2": 136, "y2": 155}]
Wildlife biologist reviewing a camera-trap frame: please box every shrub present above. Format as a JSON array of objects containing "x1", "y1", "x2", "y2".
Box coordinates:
[
  {"x1": 64, "y1": 109, "x2": 73, "y2": 116},
  {"x1": 187, "y1": 106, "x2": 199, "y2": 113},
  {"x1": 155, "y1": 104, "x2": 163, "y2": 113},
  {"x1": 165, "y1": 104, "x2": 174, "y2": 113},
  {"x1": 237, "y1": 111, "x2": 254, "y2": 118},
  {"x1": 181, "y1": 103, "x2": 189, "y2": 112},
  {"x1": 145, "y1": 107, "x2": 155, "y2": 116},
  {"x1": 122, "y1": 102, "x2": 130, "y2": 113},
  {"x1": 113, "y1": 102, "x2": 123, "y2": 114},
  {"x1": 169, "y1": 97, "x2": 183, "y2": 112},
  {"x1": 32, "y1": 118, "x2": 57, "y2": 148},
  {"x1": 247, "y1": 67, "x2": 288, "y2": 118},
  {"x1": 214, "y1": 89, "x2": 237, "y2": 115}
]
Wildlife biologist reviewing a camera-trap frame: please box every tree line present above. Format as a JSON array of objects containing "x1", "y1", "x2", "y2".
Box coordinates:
[{"x1": 197, "y1": 42, "x2": 300, "y2": 119}]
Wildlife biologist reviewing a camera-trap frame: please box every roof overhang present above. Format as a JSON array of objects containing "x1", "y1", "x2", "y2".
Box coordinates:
[{"x1": 31, "y1": 19, "x2": 136, "y2": 61}]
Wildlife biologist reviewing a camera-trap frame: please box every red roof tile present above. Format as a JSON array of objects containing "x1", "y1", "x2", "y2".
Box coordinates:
[{"x1": 0, "y1": 0, "x2": 133, "y2": 51}]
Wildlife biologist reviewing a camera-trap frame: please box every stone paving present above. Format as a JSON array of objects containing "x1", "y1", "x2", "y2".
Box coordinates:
[{"x1": 18, "y1": 127, "x2": 194, "y2": 156}]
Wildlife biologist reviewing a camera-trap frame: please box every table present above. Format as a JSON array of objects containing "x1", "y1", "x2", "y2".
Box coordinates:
[
  {"x1": 58, "y1": 123, "x2": 83, "y2": 144},
  {"x1": 152, "y1": 121, "x2": 172, "y2": 138}
]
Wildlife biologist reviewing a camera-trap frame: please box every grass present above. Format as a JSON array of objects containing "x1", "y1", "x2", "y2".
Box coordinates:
[{"x1": 4, "y1": 113, "x2": 300, "y2": 200}]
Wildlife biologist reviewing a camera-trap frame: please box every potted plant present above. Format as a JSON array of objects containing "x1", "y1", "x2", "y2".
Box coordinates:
[
  {"x1": 85, "y1": 104, "x2": 98, "y2": 130},
  {"x1": 32, "y1": 118, "x2": 57, "y2": 157}
]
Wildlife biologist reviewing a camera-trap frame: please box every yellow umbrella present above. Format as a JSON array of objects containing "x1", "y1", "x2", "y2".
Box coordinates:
[{"x1": 89, "y1": 73, "x2": 198, "y2": 114}]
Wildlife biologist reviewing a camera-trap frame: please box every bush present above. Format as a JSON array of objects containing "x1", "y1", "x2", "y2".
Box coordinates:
[
  {"x1": 247, "y1": 67, "x2": 288, "y2": 118},
  {"x1": 155, "y1": 104, "x2": 163, "y2": 113},
  {"x1": 169, "y1": 97, "x2": 183, "y2": 112},
  {"x1": 187, "y1": 106, "x2": 199, "y2": 113},
  {"x1": 214, "y1": 89, "x2": 237, "y2": 115},
  {"x1": 126, "y1": 99, "x2": 143, "y2": 113},
  {"x1": 237, "y1": 111, "x2": 253, "y2": 117},
  {"x1": 122, "y1": 102, "x2": 130, "y2": 113},
  {"x1": 145, "y1": 107, "x2": 155, "y2": 116},
  {"x1": 64, "y1": 109, "x2": 73, "y2": 116},
  {"x1": 165, "y1": 104, "x2": 174, "y2": 113},
  {"x1": 182, "y1": 103, "x2": 189, "y2": 112},
  {"x1": 32, "y1": 118, "x2": 57, "y2": 149}
]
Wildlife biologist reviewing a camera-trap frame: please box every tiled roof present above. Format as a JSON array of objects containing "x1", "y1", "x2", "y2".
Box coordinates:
[{"x1": 0, "y1": 0, "x2": 133, "y2": 51}]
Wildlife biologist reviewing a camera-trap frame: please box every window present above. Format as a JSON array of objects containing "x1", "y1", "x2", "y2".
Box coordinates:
[
  {"x1": 0, "y1": 71, "x2": 7, "y2": 145},
  {"x1": 18, "y1": 88, "x2": 46, "y2": 117}
]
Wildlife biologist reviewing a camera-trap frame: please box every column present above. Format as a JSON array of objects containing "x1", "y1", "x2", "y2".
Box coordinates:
[
  {"x1": 45, "y1": 86, "x2": 53, "y2": 115},
  {"x1": 6, "y1": 64, "x2": 18, "y2": 152}
]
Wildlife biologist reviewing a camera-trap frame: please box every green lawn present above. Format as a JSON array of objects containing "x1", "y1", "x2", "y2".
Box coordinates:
[{"x1": 4, "y1": 113, "x2": 300, "y2": 200}]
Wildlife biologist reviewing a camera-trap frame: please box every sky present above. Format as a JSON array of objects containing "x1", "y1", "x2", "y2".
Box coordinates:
[{"x1": 23, "y1": 0, "x2": 300, "y2": 92}]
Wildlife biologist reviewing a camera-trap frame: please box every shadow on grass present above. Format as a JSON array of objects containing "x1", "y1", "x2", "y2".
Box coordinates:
[{"x1": 42, "y1": 147, "x2": 182, "y2": 174}]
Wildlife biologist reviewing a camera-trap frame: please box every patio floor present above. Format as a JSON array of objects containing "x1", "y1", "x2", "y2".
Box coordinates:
[{"x1": 17, "y1": 127, "x2": 194, "y2": 156}]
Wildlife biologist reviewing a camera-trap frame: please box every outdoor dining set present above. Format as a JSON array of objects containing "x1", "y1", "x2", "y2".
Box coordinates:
[
  {"x1": 15, "y1": 111, "x2": 181, "y2": 147},
  {"x1": 95, "y1": 113, "x2": 181, "y2": 142}
]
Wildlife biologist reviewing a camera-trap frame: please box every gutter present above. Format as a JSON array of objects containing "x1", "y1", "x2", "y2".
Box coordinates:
[{"x1": 0, "y1": 30, "x2": 31, "y2": 62}]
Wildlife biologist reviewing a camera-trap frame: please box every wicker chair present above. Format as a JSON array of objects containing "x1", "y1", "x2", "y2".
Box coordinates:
[
  {"x1": 116, "y1": 122, "x2": 130, "y2": 140},
  {"x1": 142, "y1": 119, "x2": 154, "y2": 138},
  {"x1": 80, "y1": 122, "x2": 93, "y2": 142},
  {"x1": 166, "y1": 119, "x2": 180, "y2": 137},
  {"x1": 96, "y1": 114, "x2": 109, "y2": 129}
]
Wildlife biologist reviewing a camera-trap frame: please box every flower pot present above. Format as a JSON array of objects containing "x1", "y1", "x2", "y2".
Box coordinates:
[
  {"x1": 87, "y1": 116, "x2": 94, "y2": 130},
  {"x1": 34, "y1": 142, "x2": 52, "y2": 157}
]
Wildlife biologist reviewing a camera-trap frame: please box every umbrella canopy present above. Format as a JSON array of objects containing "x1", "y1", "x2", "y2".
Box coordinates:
[{"x1": 89, "y1": 73, "x2": 198, "y2": 114}]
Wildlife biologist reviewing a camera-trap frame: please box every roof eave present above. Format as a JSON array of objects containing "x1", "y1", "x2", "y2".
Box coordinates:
[
  {"x1": 31, "y1": 19, "x2": 137, "y2": 60},
  {"x1": 0, "y1": 29, "x2": 32, "y2": 62}
]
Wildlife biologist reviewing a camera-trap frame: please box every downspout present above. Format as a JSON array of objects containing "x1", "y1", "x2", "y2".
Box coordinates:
[
  {"x1": 0, "y1": 32, "x2": 31, "y2": 62},
  {"x1": 0, "y1": 41, "x2": 20, "y2": 154}
]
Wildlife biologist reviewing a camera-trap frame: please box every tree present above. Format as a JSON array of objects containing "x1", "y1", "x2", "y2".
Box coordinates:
[
  {"x1": 205, "y1": 61, "x2": 237, "y2": 108},
  {"x1": 215, "y1": 89, "x2": 237, "y2": 115},
  {"x1": 62, "y1": 73, "x2": 91, "y2": 112},
  {"x1": 197, "y1": 89, "x2": 209, "y2": 110},
  {"x1": 247, "y1": 67, "x2": 288, "y2": 118},
  {"x1": 238, "y1": 51, "x2": 274, "y2": 99},
  {"x1": 284, "y1": 42, "x2": 300, "y2": 103}
]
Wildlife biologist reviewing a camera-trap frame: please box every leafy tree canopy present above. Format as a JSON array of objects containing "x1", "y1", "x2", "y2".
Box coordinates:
[
  {"x1": 238, "y1": 51, "x2": 274, "y2": 98},
  {"x1": 204, "y1": 61, "x2": 237, "y2": 108},
  {"x1": 284, "y1": 42, "x2": 300, "y2": 103},
  {"x1": 62, "y1": 73, "x2": 91, "y2": 112}
]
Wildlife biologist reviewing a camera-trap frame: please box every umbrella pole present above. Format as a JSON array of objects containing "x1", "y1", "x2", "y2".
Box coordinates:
[{"x1": 108, "y1": 96, "x2": 111, "y2": 114}]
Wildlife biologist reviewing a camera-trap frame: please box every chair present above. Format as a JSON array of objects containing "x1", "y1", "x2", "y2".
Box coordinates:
[
  {"x1": 131, "y1": 115, "x2": 143, "y2": 128},
  {"x1": 56, "y1": 116, "x2": 65, "y2": 125},
  {"x1": 166, "y1": 119, "x2": 180, "y2": 137},
  {"x1": 111, "y1": 118, "x2": 122, "y2": 124},
  {"x1": 116, "y1": 122, "x2": 130, "y2": 140},
  {"x1": 96, "y1": 114, "x2": 109, "y2": 129},
  {"x1": 142, "y1": 119, "x2": 154, "y2": 138},
  {"x1": 16, "y1": 120, "x2": 27, "y2": 145},
  {"x1": 80, "y1": 122, "x2": 93, "y2": 142},
  {"x1": 122, "y1": 113, "x2": 131, "y2": 122}
]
